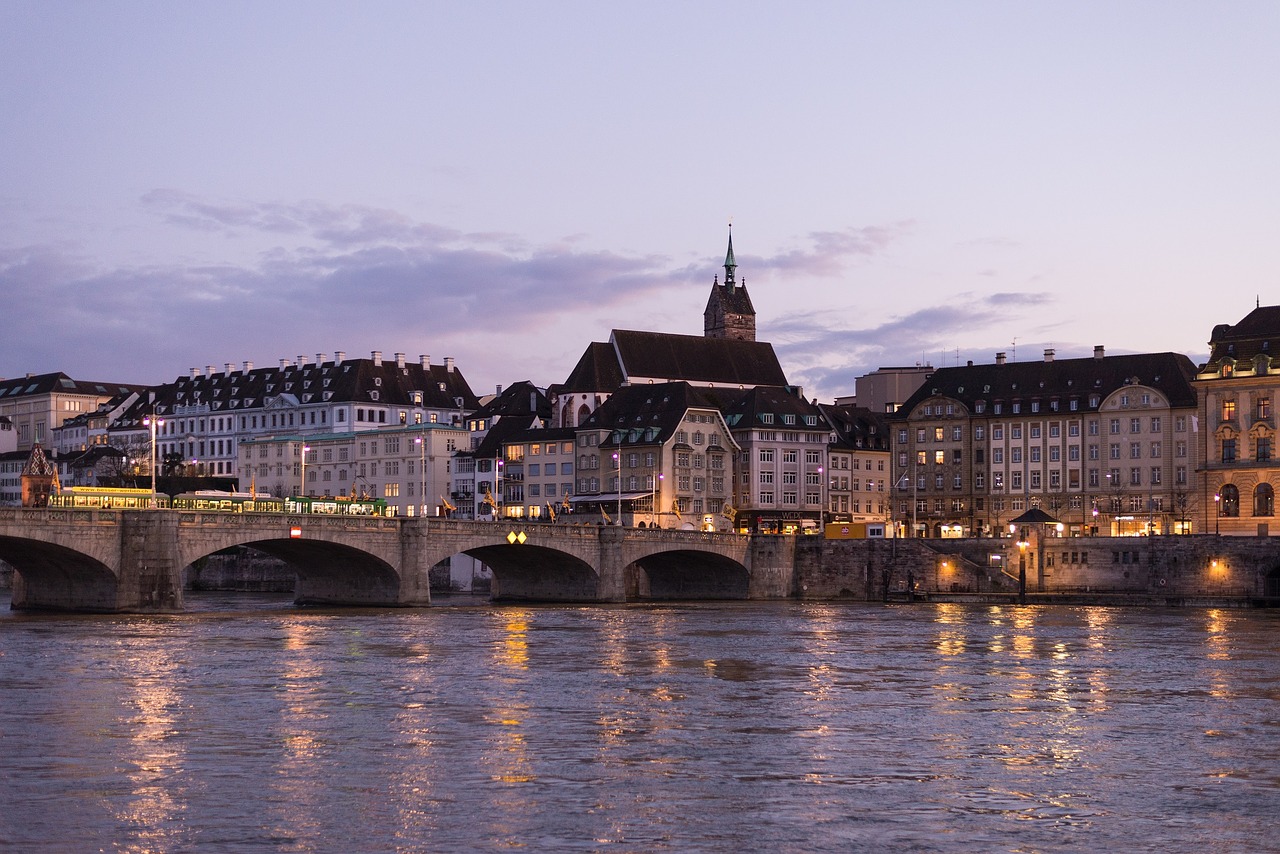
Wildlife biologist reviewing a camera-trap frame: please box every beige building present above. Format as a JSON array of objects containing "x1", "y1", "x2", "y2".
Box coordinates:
[
  {"x1": 1195, "y1": 304, "x2": 1280, "y2": 535},
  {"x1": 893, "y1": 348, "x2": 1201, "y2": 537},
  {"x1": 0, "y1": 373, "x2": 145, "y2": 452},
  {"x1": 239, "y1": 422, "x2": 466, "y2": 517}
]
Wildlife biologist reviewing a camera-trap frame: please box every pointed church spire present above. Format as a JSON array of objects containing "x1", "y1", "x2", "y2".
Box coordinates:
[{"x1": 723, "y1": 223, "x2": 736, "y2": 288}]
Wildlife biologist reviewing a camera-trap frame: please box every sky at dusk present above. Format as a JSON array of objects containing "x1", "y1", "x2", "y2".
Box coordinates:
[{"x1": 2, "y1": 2, "x2": 1277, "y2": 403}]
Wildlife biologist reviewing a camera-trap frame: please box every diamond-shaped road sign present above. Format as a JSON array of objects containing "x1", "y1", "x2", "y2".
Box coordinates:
[{"x1": 506, "y1": 530, "x2": 527, "y2": 544}]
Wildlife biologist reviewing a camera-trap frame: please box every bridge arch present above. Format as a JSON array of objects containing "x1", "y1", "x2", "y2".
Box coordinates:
[
  {"x1": 0, "y1": 534, "x2": 119, "y2": 612},
  {"x1": 628, "y1": 547, "x2": 751, "y2": 600},
  {"x1": 173, "y1": 517, "x2": 408, "y2": 606}
]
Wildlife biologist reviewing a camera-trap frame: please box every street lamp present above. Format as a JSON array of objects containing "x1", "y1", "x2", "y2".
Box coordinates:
[
  {"x1": 1016, "y1": 526, "x2": 1029, "y2": 604},
  {"x1": 1214, "y1": 492, "x2": 1221, "y2": 535},
  {"x1": 299, "y1": 444, "x2": 310, "y2": 497},
  {"x1": 142, "y1": 413, "x2": 164, "y2": 508},
  {"x1": 415, "y1": 434, "x2": 425, "y2": 517},
  {"x1": 651, "y1": 469, "x2": 663, "y2": 528}
]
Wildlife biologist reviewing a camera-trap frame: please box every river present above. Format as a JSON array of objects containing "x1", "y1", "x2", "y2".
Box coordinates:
[{"x1": 1, "y1": 593, "x2": 1277, "y2": 852}]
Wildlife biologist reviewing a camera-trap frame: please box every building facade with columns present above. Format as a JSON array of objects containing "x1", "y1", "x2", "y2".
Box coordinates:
[{"x1": 1194, "y1": 304, "x2": 1280, "y2": 535}]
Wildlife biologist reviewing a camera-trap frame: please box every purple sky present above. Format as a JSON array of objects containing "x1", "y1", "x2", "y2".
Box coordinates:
[{"x1": 2, "y1": 2, "x2": 1277, "y2": 402}]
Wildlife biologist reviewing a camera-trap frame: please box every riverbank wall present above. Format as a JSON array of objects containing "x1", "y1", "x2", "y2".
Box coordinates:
[{"x1": 794, "y1": 534, "x2": 1280, "y2": 606}]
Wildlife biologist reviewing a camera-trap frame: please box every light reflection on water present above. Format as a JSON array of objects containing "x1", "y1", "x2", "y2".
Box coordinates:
[{"x1": 1, "y1": 593, "x2": 1278, "y2": 852}]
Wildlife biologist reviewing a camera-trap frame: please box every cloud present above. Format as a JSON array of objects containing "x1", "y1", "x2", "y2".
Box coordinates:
[
  {"x1": 0, "y1": 195, "x2": 705, "y2": 386},
  {"x1": 744, "y1": 223, "x2": 914, "y2": 278},
  {"x1": 767, "y1": 292, "x2": 1066, "y2": 401}
]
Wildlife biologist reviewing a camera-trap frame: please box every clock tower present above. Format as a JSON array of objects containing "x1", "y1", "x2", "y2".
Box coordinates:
[{"x1": 703, "y1": 225, "x2": 756, "y2": 341}]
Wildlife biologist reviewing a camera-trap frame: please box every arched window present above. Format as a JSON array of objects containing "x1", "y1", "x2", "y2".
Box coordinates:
[
  {"x1": 1254, "y1": 483, "x2": 1274, "y2": 517},
  {"x1": 576, "y1": 403, "x2": 591, "y2": 426},
  {"x1": 1221, "y1": 483, "x2": 1240, "y2": 517}
]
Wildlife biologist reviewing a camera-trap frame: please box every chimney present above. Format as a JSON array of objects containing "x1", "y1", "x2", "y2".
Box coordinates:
[
  {"x1": 316, "y1": 353, "x2": 326, "y2": 366},
  {"x1": 1044, "y1": 349, "x2": 1055, "y2": 363},
  {"x1": 372, "y1": 350, "x2": 383, "y2": 367},
  {"x1": 995, "y1": 352, "x2": 1007, "y2": 365},
  {"x1": 496, "y1": 384, "x2": 503, "y2": 395},
  {"x1": 420, "y1": 354, "x2": 431, "y2": 369},
  {"x1": 395, "y1": 352, "x2": 406, "y2": 369},
  {"x1": 1094, "y1": 345, "x2": 1105, "y2": 360},
  {"x1": 297, "y1": 355, "x2": 305, "y2": 368},
  {"x1": 335, "y1": 351, "x2": 345, "y2": 364},
  {"x1": 530, "y1": 392, "x2": 537, "y2": 411},
  {"x1": 224, "y1": 363, "x2": 233, "y2": 374},
  {"x1": 445, "y1": 357, "x2": 455, "y2": 373},
  {"x1": 243, "y1": 361, "x2": 254, "y2": 372},
  {"x1": 190, "y1": 367, "x2": 199, "y2": 379},
  {"x1": 279, "y1": 359, "x2": 289, "y2": 370},
  {"x1": 206, "y1": 365, "x2": 214, "y2": 377}
]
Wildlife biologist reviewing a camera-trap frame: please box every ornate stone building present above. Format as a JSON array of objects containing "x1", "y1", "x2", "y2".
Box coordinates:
[{"x1": 1195, "y1": 304, "x2": 1280, "y2": 535}]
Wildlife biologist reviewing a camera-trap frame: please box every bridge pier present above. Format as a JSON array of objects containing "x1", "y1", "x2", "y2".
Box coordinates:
[
  {"x1": 397, "y1": 519, "x2": 433, "y2": 605},
  {"x1": 118, "y1": 512, "x2": 184, "y2": 611}
]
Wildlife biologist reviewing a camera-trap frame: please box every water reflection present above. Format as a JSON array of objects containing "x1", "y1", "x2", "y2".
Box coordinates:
[
  {"x1": 1, "y1": 598, "x2": 1277, "y2": 852},
  {"x1": 114, "y1": 629, "x2": 186, "y2": 851}
]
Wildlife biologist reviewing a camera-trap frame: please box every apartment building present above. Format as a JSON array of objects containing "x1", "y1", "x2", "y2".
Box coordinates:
[
  {"x1": 112, "y1": 351, "x2": 477, "y2": 483},
  {"x1": 893, "y1": 347, "x2": 1200, "y2": 537},
  {"x1": 238, "y1": 420, "x2": 467, "y2": 516},
  {"x1": 819, "y1": 402, "x2": 891, "y2": 526}
]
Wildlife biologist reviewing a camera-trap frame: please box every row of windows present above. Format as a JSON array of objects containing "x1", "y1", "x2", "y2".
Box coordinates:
[{"x1": 901, "y1": 415, "x2": 1192, "y2": 446}]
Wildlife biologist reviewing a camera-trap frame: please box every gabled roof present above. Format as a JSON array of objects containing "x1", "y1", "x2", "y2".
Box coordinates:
[
  {"x1": 718, "y1": 385, "x2": 826, "y2": 431},
  {"x1": 818, "y1": 403, "x2": 890, "y2": 452},
  {"x1": 579, "y1": 382, "x2": 734, "y2": 449},
  {"x1": 611, "y1": 330, "x2": 787, "y2": 387},
  {"x1": 895, "y1": 351, "x2": 1199, "y2": 416},
  {"x1": 703, "y1": 279, "x2": 756, "y2": 319},
  {"x1": 470, "y1": 380, "x2": 551, "y2": 421},
  {"x1": 469, "y1": 413, "x2": 542, "y2": 458},
  {"x1": 554, "y1": 342, "x2": 626, "y2": 394},
  {"x1": 21, "y1": 442, "x2": 57, "y2": 476}
]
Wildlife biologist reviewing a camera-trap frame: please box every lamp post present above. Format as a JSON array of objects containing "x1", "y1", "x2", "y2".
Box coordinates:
[
  {"x1": 1214, "y1": 492, "x2": 1221, "y2": 535},
  {"x1": 299, "y1": 444, "x2": 310, "y2": 497},
  {"x1": 495, "y1": 459, "x2": 503, "y2": 519},
  {"x1": 1016, "y1": 526, "x2": 1029, "y2": 604},
  {"x1": 652, "y1": 469, "x2": 663, "y2": 528},
  {"x1": 415, "y1": 434, "x2": 425, "y2": 517},
  {"x1": 142, "y1": 413, "x2": 164, "y2": 508}
]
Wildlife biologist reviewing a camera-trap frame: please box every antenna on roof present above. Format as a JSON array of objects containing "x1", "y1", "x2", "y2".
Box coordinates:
[{"x1": 1011, "y1": 337, "x2": 1018, "y2": 361}]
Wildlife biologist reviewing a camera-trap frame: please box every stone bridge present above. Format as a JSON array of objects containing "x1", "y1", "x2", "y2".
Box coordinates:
[{"x1": 0, "y1": 509, "x2": 792, "y2": 613}]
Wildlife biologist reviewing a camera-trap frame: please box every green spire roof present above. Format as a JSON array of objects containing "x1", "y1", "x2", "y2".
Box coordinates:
[{"x1": 723, "y1": 224, "x2": 736, "y2": 285}]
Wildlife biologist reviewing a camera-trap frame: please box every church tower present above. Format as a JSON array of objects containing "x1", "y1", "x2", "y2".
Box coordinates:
[{"x1": 703, "y1": 225, "x2": 757, "y2": 341}]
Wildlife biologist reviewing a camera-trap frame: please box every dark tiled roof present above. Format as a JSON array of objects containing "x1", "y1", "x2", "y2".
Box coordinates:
[
  {"x1": 611, "y1": 330, "x2": 787, "y2": 387},
  {"x1": 114, "y1": 357, "x2": 479, "y2": 426},
  {"x1": 0, "y1": 372, "x2": 144, "y2": 400},
  {"x1": 719, "y1": 385, "x2": 827, "y2": 430},
  {"x1": 554, "y1": 342, "x2": 626, "y2": 394},
  {"x1": 469, "y1": 414, "x2": 541, "y2": 458},
  {"x1": 894, "y1": 352, "x2": 1199, "y2": 417},
  {"x1": 819, "y1": 403, "x2": 890, "y2": 451},
  {"x1": 1206, "y1": 305, "x2": 1280, "y2": 365},
  {"x1": 470, "y1": 381, "x2": 551, "y2": 420},
  {"x1": 580, "y1": 382, "x2": 731, "y2": 448},
  {"x1": 703, "y1": 281, "x2": 756, "y2": 318}
]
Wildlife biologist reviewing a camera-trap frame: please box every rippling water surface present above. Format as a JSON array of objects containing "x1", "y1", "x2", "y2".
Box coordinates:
[{"x1": 1, "y1": 593, "x2": 1277, "y2": 852}]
